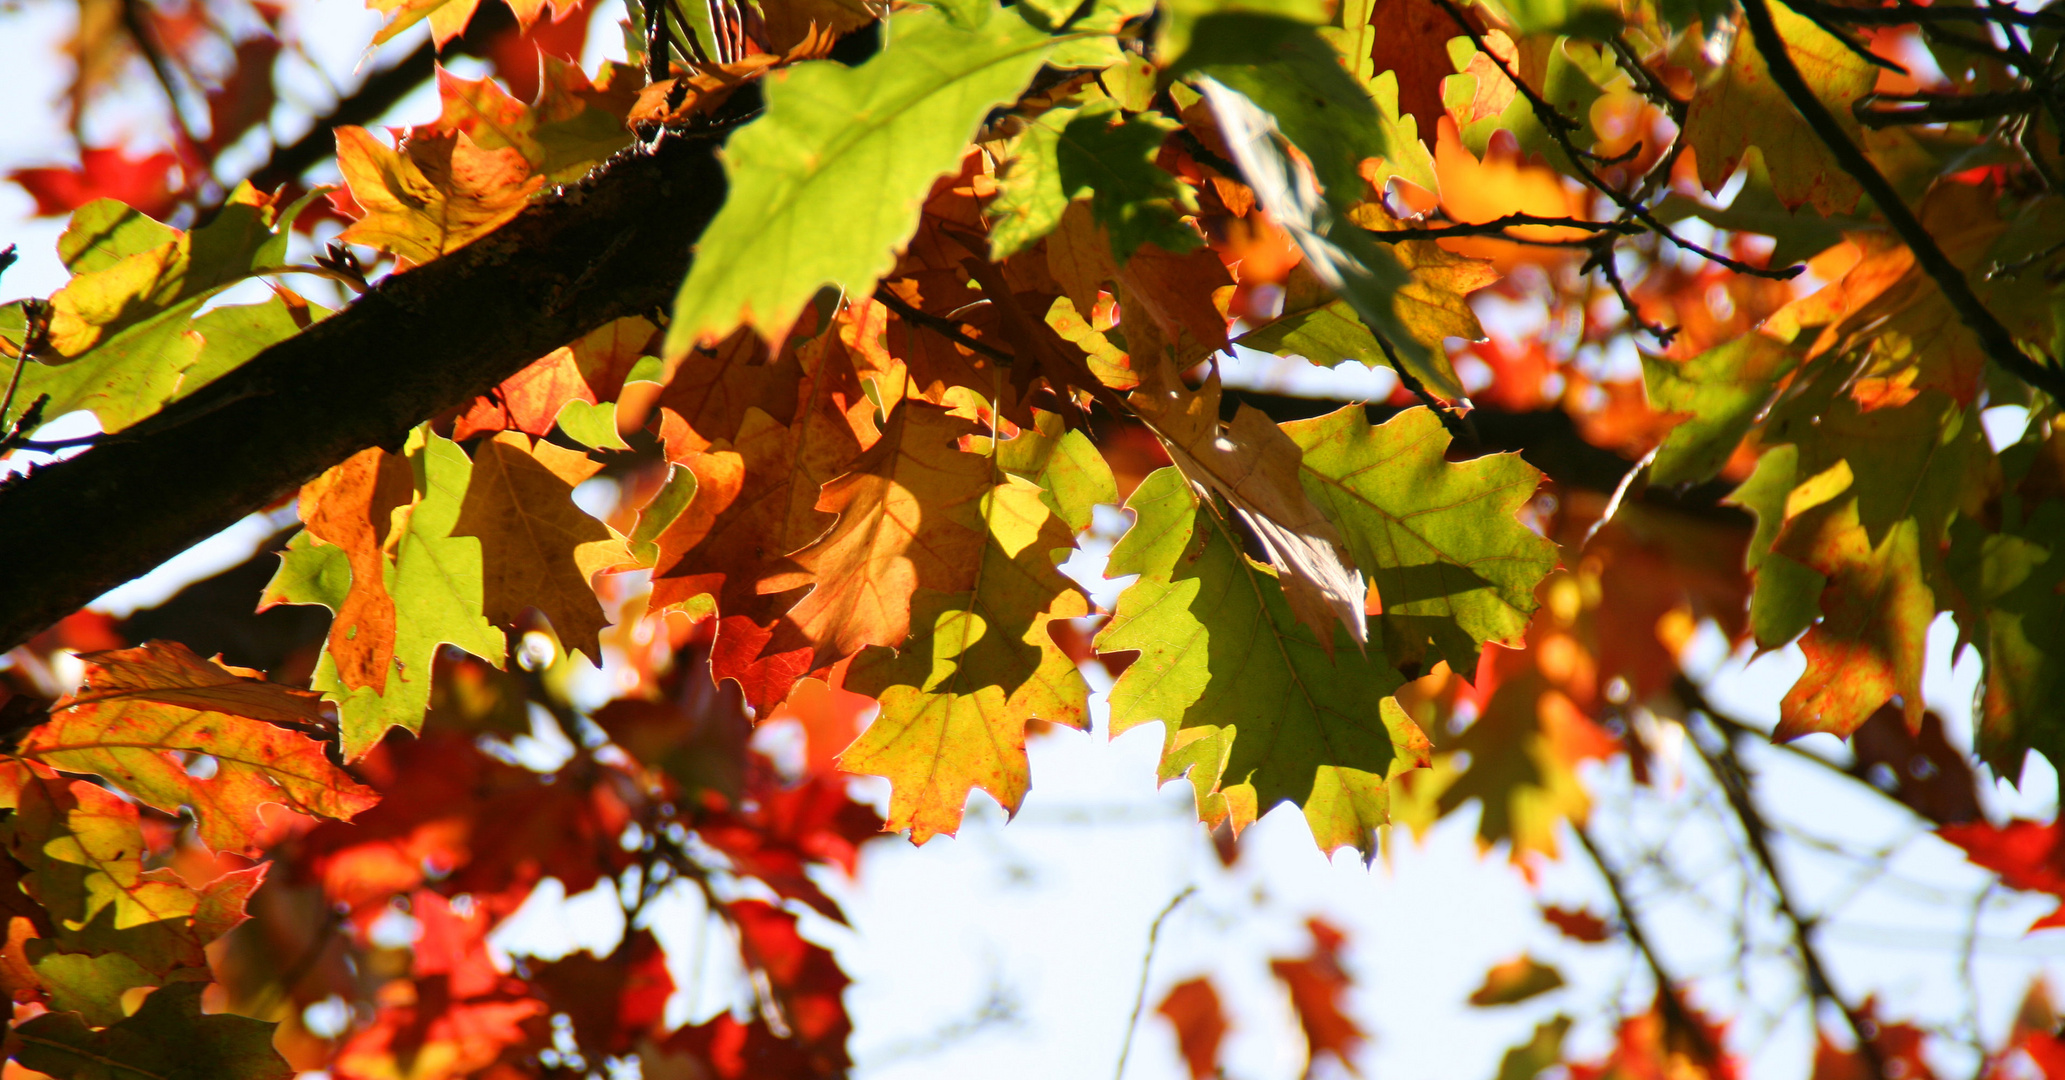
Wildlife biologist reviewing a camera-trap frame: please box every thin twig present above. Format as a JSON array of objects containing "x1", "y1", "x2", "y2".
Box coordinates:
[
  {"x1": 1792, "y1": 0, "x2": 2065, "y2": 30},
  {"x1": 1854, "y1": 89, "x2": 2046, "y2": 128},
  {"x1": 1372, "y1": 332, "x2": 1477, "y2": 445},
  {"x1": 1369, "y1": 212, "x2": 1644, "y2": 242},
  {"x1": 1431, "y1": 0, "x2": 1802, "y2": 282},
  {"x1": 1114, "y1": 884, "x2": 1196, "y2": 1080},
  {"x1": 1574, "y1": 823, "x2": 1725, "y2": 1066},
  {"x1": 1680, "y1": 708, "x2": 1888, "y2": 1078},
  {"x1": 1737, "y1": 0, "x2": 2065, "y2": 401},
  {"x1": 873, "y1": 289, "x2": 1017, "y2": 365}
]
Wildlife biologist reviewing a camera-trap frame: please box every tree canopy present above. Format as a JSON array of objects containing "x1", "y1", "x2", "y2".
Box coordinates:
[{"x1": 0, "y1": 0, "x2": 2061, "y2": 1073}]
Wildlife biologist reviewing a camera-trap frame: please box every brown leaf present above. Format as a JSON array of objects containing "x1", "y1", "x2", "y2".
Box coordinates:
[
  {"x1": 777, "y1": 400, "x2": 993, "y2": 668},
  {"x1": 452, "y1": 433, "x2": 625, "y2": 659}
]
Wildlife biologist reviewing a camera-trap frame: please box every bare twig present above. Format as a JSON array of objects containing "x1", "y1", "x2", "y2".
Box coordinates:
[
  {"x1": 1431, "y1": 0, "x2": 1803, "y2": 282},
  {"x1": 1114, "y1": 884, "x2": 1196, "y2": 1080},
  {"x1": 1575, "y1": 823, "x2": 1726, "y2": 1066},
  {"x1": 1792, "y1": 0, "x2": 2065, "y2": 31},
  {"x1": 1679, "y1": 706, "x2": 1888, "y2": 1078},
  {"x1": 873, "y1": 289, "x2": 1017, "y2": 365},
  {"x1": 1737, "y1": 0, "x2": 2065, "y2": 401},
  {"x1": 1854, "y1": 89, "x2": 2047, "y2": 128}
]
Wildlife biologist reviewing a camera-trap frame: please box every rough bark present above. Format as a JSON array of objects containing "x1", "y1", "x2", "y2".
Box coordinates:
[{"x1": 0, "y1": 132, "x2": 726, "y2": 652}]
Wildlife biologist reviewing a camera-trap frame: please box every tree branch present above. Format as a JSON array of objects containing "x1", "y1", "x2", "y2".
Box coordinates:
[
  {"x1": 1737, "y1": 0, "x2": 2065, "y2": 401},
  {"x1": 0, "y1": 133, "x2": 728, "y2": 653}
]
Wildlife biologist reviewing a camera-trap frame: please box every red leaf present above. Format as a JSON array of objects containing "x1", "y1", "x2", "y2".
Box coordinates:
[
  {"x1": 1269, "y1": 919, "x2": 1365, "y2": 1074},
  {"x1": 1157, "y1": 977, "x2": 1229, "y2": 1080},
  {"x1": 1542, "y1": 906, "x2": 1612, "y2": 943},
  {"x1": 1939, "y1": 818, "x2": 2065, "y2": 928},
  {"x1": 10, "y1": 148, "x2": 181, "y2": 219}
]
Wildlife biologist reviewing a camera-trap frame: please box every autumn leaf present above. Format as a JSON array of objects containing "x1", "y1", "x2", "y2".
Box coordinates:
[
  {"x1": 14, "y1": 982, "x2": 290, "y2": 1080},
  {"x1": 268, "y1": 426, "x2": 507, "y2": 759},
  {"x1": 1130, "y1": 356, "x2": 1366, "y2": 647},
  {"x1": 1469, "y1": 955, "x2": 1566, "y2": 1006},
  {"x1": 334, "y1": 125, "x2": 544, "y2": 268},
  {"x1": 1937, "y1": 818, "x2": 2065, "y2": 932},
  {"x1": 1270, "y1": 919, "x2": 1366, "y2": 1074},
  {"x1": 1097, "y1": 466, "x2": 1426, "y2": 853},
  {"x1": 840, "y1": 450, "x2": 1100, "y2": 840},
  {"x1": 1158, "y1": 977, "x2": 1230, "y2": 1080},
  {"x1": 665, "y1": 0, "x2": 1057, "y2": 354},
  {"x1": 3, "y1": 186, "x2": 314, "y2": 435},
  {"x1": 8, "y1": 147, "x2": 179, "y2": 219},
  {"x1": 453, "y1": 432, "x2": 628, "y2": 660},
  {"x1": 777, "y1": 399, "x2": 994, "y2": 668},
  {"x1": 298, "y1": 446, "x2": 414, "y2": 693},
  {"x1": 0, "y1": 763, "x2": 263, "y2": 976},
  {"x1": 21, "y1": 641, "x2": 379, "y2": 855},
  {"x1": 1283, "y1": 405, "x2": 1555, "y2": 677},
  {"x1": 1681, "y1": 0, "x2": 1875, "y2": 215}
]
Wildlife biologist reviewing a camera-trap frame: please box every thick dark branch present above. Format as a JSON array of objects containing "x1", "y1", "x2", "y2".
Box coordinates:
[
  {"x1": 1792, "y1": 0, "x2": 2065, "y2": 30},
  {"x1": 0, "y1": 133, "x2": 727, "y2": 652},
  {"x1": 1855, "y1": 88, "x2": 2049, "y2": 128},
  {"x1": 1738, "y1": 0, "x2": 2065, "y2": 401}
]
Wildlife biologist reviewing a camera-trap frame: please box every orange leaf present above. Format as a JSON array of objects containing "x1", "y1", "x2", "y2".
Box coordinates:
[
  {"x1": 299, "y1": 446, "x2": 414, "y2": 693},
  {"x1": 24, "y1": 642, "x2": 379, "y2": 855},
  {"x1": 776, "y1": 400, "x2": 993, "y2": 668},
  {"x1": 334, "y1": 125, "x2": 543, "y2": 269}
]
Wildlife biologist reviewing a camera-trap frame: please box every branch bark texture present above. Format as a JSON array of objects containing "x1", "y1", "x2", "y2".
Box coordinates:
[{"x1": 0, "y1": 133, "x2": 727, "y2": 652}]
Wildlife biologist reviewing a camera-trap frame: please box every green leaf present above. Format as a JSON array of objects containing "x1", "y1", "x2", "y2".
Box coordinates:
[
  {"x1": 1, "y1": 767, "x2": 262, "y2": 978},
  {"x1": 1949, "y1": 492, "x2": 2065, "y2": 774},
  {"x1": 1095, "y1": 466, "x2": 1425, "y2": 855},
  {"x1": 1176, "y1": 14, "x2": 1434, "y2": 196},
  {"x1": 14, "y1": 982, "x2": 290, "y2": 1080},
  {"x1": 1467, "y1": 955, "x2": 1566, "y2": 1006},
  {"x1": 4, "y1": 186, "x2": 315, "y2": 434},
  {"x1": 1196, "y1": 69, "x2": 1454, "y2": 398},
  {"x1": 31, "y1": 950, "x2": 157, "y2": 1028},
  {"x1": 1642, "y1": 334, "x2": 1798, "y2": 486},
  {"x1": 56, "y1": 201, "x2": 179, "y2": 274},
  {"x1": 1283, "y1": 406, "x2": 1555, "y2": 676},
  {"x1": 665, "y1": 1, "x2": 1058, "y2": 355},
  {"x1": 993, "y1": 409, "x2": 1118, "y2": 532},
  {"x1": 1442, "y1": 36, "x2": 1615, "y2": 168},
  {"x1": 993, "y1": 98, "x2": 1198, "y2": 262},
  {"x1": 1490, "y1": 1018, "x2": 1573, "y2": 1080},
  {"x1": 271, "y1": 426, "x2": 507, "y2": 758}
]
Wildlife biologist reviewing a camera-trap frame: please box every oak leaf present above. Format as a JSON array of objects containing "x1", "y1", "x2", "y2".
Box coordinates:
[
  {"x1": 453, "y1": 432, "x2": 628, "y2": 660},
  {"x1": 1157, "y1": 977, "x2": 1230, "y2": 1080},
  {"x1": 22, "y1": 641, "x2": 378, "y2": 855},
  {"x1": 334, "y1": 125, "x2": 544, "y2": 268},
  {"x1": 1284, "y1": 405, "x2": 1554, "y2": 676},
  {"x1": 14, "y1": 982, "x2": 290, "y2": 1080},
  {"x1": 1131, "y1": 356, "x2": 1366, "y2": 648},
  {"x1": 1097, "y1": 467, "x2": 1426, "y2": 854},
  {"x1": 1681, "y1": 0, "x2": 1875, "y2": 215},
  {"x1": 267, "y1": 427, "x2": 508, "y2": 759},
  {"x1": 298, "y1": 446, "x2": 414, "y2": 693},
  {"x1": 777, "y1": 400, "x2": 994, "y2": 668}
]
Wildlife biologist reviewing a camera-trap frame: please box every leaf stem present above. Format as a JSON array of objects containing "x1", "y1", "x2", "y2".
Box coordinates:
[{"x1": 1735, "y1": 0, "x2": 2065, "y2": 401}]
